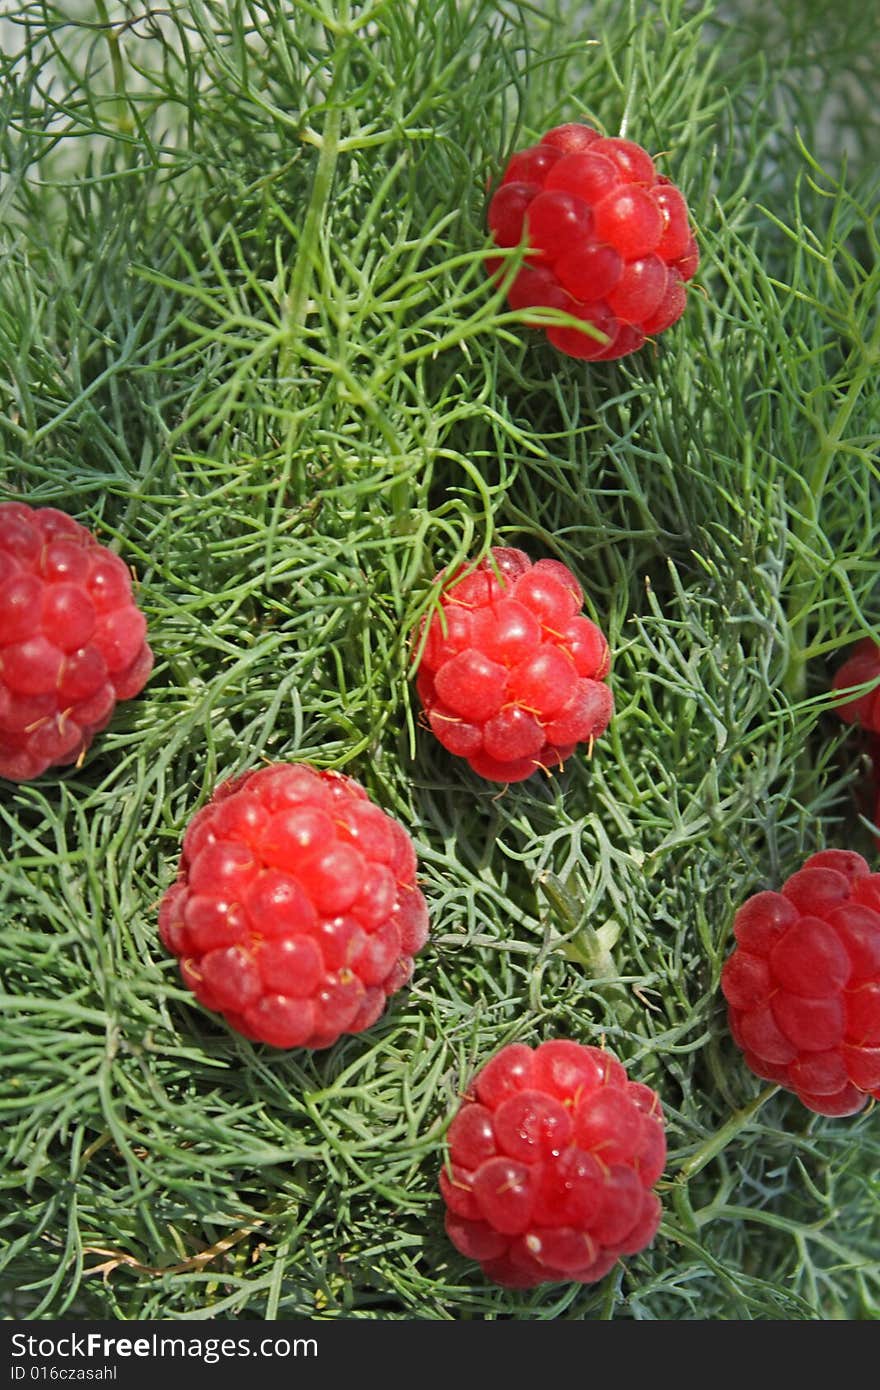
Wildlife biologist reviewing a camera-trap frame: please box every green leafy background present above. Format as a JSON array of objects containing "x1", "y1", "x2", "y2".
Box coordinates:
[{"x1": 1, "y1": 0, "x2": 878, "y2": 1319}]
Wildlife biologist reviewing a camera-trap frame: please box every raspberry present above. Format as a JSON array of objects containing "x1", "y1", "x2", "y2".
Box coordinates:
[
  {"x1": 440, "y1": 1040, "x2": 665, "y2": 1287},
  {"x1": 722, "y1": 850, "x2": 880, "y2": 1116},
  {"x1": 487, "y1": 123, "x2": 698, "y2": 360},
  {"x1": 158, "y1": 763, "x2": 430, "y2": 1049},
  {"x1": 0, "y1": 502, "x2": 153, "y2": 782},
  {"x1": 414, "y1": 547, "x2": 613, "y2": 783},
  {"x1": 832, "y1": 639, "x2": 880, "y2": 731}
]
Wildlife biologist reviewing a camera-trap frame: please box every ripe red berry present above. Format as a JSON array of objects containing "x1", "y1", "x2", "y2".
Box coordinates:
[
  {"x1": 0, "y1": 502, "x2": 153, "y2": 782},
  {"x1": 414, "y1": 547, "x2": 613, "y2": 783},
  {"x1": 440, "y1": 1040, "x2": 665, "y2": 1288},
  {"x1": 486, "y1": 122, "x2": 698, "y2": 360},
  {"x1": 832, "y1": 639, "x2": 880, "y2": 731},
  {"x1": 722, "y1": 850, "x2": 880, "y2": 1115},
  {"x1": 159, "y1": 763, "x2": 429, "y2": 1049}
]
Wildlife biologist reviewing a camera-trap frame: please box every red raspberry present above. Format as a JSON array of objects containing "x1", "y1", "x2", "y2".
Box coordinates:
[
  {"x1": 0, "y1": 502, "x2": 153, "y2": 782},
  {"x1": 832, "y1": 639, "x2": 880, "y2": 731},
  {"x1": 440, "y1": 1040, "x2": 665, "y2": 1288},
  {"x1": 158, "y1": 763, "x2": 430, "y2": 1049},
  {"x1": 486, "y1": 123, "x2": 698, "y2": 360},
  {"x1": 722, "y1": 850, "x2": 880, "y2": 1116},
  {"x1": 414, "y1": 547, "x2": 612, "y2": 783}
]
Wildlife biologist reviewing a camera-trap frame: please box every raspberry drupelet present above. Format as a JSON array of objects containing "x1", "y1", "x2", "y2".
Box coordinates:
[
  {"x1": 486, "y1": 122, "x2": 698, "y2": 361},
  {"x1": 722, "y1": 850, "x2": 880, "y2": 1116},
  {"x1": 0, "y1": 502, "x2": 154, "y2": 782},
  {"x1": 159, "y1": 763, "x2": 430, "y2": 1049},
  {"x1": 414, "y1": 546, "x2": 613, "y2": 783},
  {"x1": 440, "y1": 1040, "x2": 666, "y2": 1288}
]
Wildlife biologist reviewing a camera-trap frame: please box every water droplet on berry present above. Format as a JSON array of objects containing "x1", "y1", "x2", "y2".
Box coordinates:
[{"x1": 494, "y1": 1089, "x2": 573, "y2": 1163}]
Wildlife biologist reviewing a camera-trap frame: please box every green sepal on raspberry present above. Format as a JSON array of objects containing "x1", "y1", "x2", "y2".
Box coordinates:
[
  {"x1": 722, "y1": 850, "x2": 880, "y2": 1116},
  {"x1": 159, "y1": 762, "x2": 430, "y2": 1049},
  {"x1": 440, "y1": 1040, "x2": 666, "y2": 1288},
  {"x1": 0, "y1": 502, "x2": 154, "y2": 782},
  {"x1": 413, "y1": 546, "x2": 613, "y2": 783},
  {"x1": 486, "y1": 122, "x2": 698, "y2": 360}
]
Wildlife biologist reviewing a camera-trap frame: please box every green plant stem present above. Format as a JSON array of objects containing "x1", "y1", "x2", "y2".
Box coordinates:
[
  {"x1": 277, "y1": 3, "x2": 351, "y2": 381},
  {"x1": 277, "y1": 106, "x2": 342, "y2": 380},
  {"x1": 784, "y1": 322, "x2": 880, "y2": 704},
  {"x1": 538, "y1": 872, "x2": 618, "y2": 979},
  {"x1": 677, "y1": 1085, "x2": 778, "y2": 1183},
  {"x1": 95, "y1": 0, "x2": 131, "y2": 135}
]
